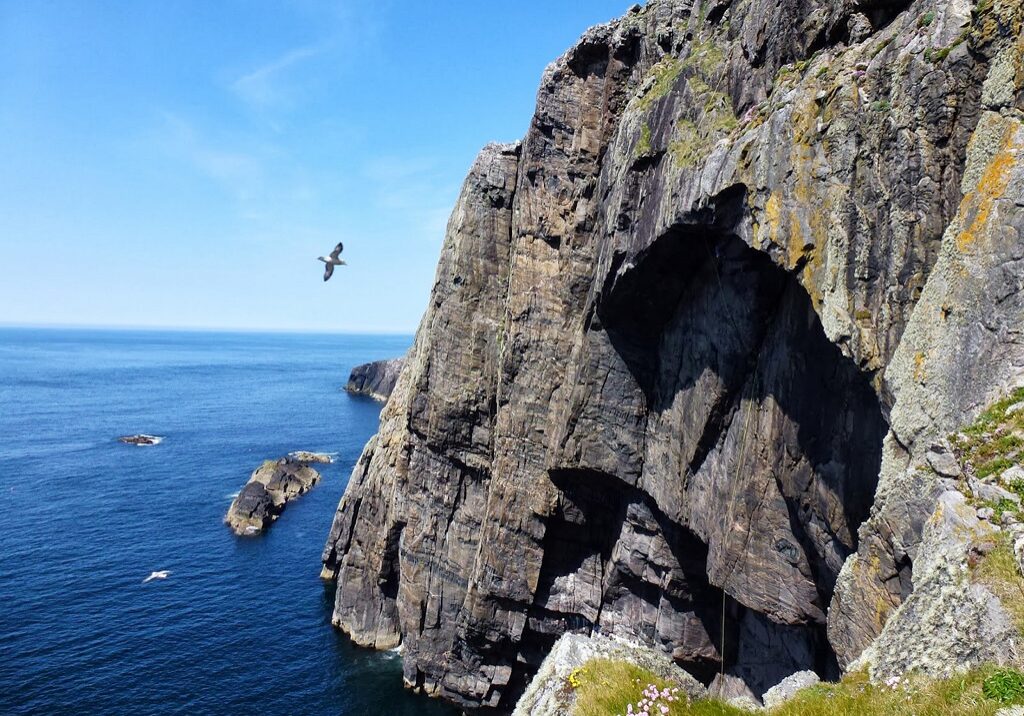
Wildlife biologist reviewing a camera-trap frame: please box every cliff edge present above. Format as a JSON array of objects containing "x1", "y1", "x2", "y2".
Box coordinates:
[{"x1": 322, "y1": 0, "x2": 1024, "y2": 710}]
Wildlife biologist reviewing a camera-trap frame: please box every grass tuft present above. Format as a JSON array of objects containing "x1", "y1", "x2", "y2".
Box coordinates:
[
  {"x1": 635, "y1": 58, "x2": 683, "y2": 111},
  {"x1": 973, "y1": 530, "x2": 1024, "y2": 633},
  {"x1": 951, "y1": 386, "x2": 1024, "y2": 487},
  {"x1": 982, "y1": 669, "x2": 1024, "y2": 704},
  {"x1": 570, "y1": 659, "x2": 1023, "y2": 715}
]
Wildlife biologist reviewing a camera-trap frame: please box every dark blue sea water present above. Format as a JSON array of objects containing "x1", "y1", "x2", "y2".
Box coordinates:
[{"x1": 0, "y1": 328, "x2": 456, "y2": 716}]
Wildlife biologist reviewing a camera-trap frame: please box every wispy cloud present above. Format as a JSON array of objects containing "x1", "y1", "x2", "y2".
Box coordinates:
[
  {"x1": 154, "y1": 112, "x2": 267, "y2": 203},
  {"x1": 229, "y1": 44, "x2": 323, "y2": 109}
]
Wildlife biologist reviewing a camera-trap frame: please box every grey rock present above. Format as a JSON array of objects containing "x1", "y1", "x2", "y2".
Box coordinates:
[
  {"x1": 978, "y1": 507, "x2": 996, "y2": 521},
  {"x1": 226, "y1": 456, "x2": 321, "y2": 536},
  {"x1": 1002, "y1": 464, "x2": 1024, "y2": 485},
  {"x1": 851, "y1": 492, "x2": 1020, "y2": 680},
  {"x1": 926, "y1": 447, "x2": 962, "y2": 478},
  {"x1": 709, "y1": 673, "x2": 761, "y2": 707},
  {"x1": 345, "y1": 357, "x2": 405, "y2": 401},
  {"x1": 846, "y1": 13, "x2": 873, "y2": 43},
  {"x1": 971, "y1": 478, "x2": 1022, "y2": 505},
  {"x1": 512, "y1": 632, "x2": 705, "y2": 716},
  {"x1": 761, "y1": 670, "x2": 820, "y2": 710}
]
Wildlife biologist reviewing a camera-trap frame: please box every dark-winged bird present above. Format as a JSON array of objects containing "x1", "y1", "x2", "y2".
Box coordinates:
[{"x1": 318, "y1": 242, "x2": 346, "y2": 281}]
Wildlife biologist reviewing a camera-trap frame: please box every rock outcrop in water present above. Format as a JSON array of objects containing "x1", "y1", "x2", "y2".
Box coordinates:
[
  {"x1": 322, "y1": 0, "x2": 1024, "y2": 710},
  {"x1": 345, "y1": 357, "x2": 406, "y2": 402},
  {"x1": 118, "y1": 434, "x2": 163, "y2": 446},
  {"x1": 227, "y1": 457, "x2": 321, "y2": 536}
]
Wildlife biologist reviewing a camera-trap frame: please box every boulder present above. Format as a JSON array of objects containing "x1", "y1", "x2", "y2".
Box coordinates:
[
  {"x1": 761, "y1": 670, "x2": 820, "y2": 710},
  {"x1": 512, "y1": 633, "x2": 705, "y2": 716}
]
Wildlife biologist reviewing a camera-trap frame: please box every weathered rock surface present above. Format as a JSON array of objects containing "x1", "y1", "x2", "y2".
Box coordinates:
[
  {"x1": 345, "y1": 357, "x2": 405, "y2": 401},
  {"x1": 322, "y1": 0, "x2": 1024, "y2": 710},
  {"x1": 512, "y1": 632, "x2": 706, "y2": 716},
  {"x1": 226, "y1": 457, "x2": 321, "y2": 536},
  {"x1": 851, "y1": 490, "x2": 1020, "y2": 680},
  {"x1": 761, "y1": 670, "x2": 820, "y2": 710}
]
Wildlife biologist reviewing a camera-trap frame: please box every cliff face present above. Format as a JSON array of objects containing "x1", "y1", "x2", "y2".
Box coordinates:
[{"x1": 322, "y1": 0, "x2": 1024, "y2": 710}]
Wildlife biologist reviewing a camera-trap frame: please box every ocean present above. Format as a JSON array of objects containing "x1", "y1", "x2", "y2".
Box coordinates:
[{"x1": 0, "y1": 328, "x2": 457, "y2": 716}]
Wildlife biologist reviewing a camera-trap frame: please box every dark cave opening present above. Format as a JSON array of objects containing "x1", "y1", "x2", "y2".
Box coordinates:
[{"x1": 529, "y1": 219, "x2": 887, "y2": 700}]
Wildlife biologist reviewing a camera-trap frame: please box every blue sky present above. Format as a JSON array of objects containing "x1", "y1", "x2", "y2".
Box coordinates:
[{"x1": 0, "y1": 1, "x2": 634, "y2": 333}]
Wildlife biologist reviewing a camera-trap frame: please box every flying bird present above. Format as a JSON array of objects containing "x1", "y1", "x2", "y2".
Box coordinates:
[
  {"x1": 142, "y1": 570, "x2": 171, "y2": 583},
  {"x1": 318, "y1": 242, "x2": 346, "y2": 281}
]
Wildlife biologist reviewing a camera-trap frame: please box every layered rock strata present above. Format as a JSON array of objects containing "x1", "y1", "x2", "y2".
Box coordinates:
[
  {"x1": 226, "y1": 457, "x2": 321, "y2": 536},
  {"x1": 345, "y1": 357, "x2": 406, "y2": 402},
  {"x1": 322, "y1": 0, "x2": 1024, "y2": 710}
]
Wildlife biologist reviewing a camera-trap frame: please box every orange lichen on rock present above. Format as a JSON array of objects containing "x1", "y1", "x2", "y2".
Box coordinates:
[{"x1": 956, "y1": 127, "x2": 1022, "y2": 251}]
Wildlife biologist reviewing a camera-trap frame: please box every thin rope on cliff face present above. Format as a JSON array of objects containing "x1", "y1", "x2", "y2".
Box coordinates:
[{"x1": 717, "y1": 334, "x2": 763, "y2": 680}]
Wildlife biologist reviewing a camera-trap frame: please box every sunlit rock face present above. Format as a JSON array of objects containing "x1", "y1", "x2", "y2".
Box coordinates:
[{"x1": 322, "y1": 0, "x2": 1024, "y2": 710}]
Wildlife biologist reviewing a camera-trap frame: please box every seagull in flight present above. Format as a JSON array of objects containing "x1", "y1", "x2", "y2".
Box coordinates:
[
  {"x1": 318, "y1": 242, "x2": 346, "y2": 282},
  {"x1": 142, "y1": 570, "x2": 171, "y2": 583}
]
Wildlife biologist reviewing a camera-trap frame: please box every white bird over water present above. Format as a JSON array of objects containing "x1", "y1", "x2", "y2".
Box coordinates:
[
  {"x1": 318, "y1": 242, "x2": 346, "y2": 282},
  {"x1": 142, "y1": 570, "x2": 170, "y2": 583}
]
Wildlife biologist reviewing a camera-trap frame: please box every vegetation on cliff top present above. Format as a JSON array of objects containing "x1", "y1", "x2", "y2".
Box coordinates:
[
  {"x1": 951, "y1": 386, "x2": 1024, "y2": 631},
  {"x1": 952, "y1": 386, "x2": 1024, "y2": 481},
  {"x1": 569, "y1": 659, "x2": 1024, "y2": 715}
]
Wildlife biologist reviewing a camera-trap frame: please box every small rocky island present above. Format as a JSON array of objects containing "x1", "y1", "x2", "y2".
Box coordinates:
[
  {"x1": 225, "y1": 454, "x2": 328, "y2": 536},
  {"x1": 345, "y1": 357, "x2": 404, "y2": 401}
]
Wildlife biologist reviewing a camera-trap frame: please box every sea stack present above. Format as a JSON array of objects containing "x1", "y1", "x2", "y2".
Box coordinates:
[
  {"x1": 344, "y1": 357, "x2": 405, "y2": 401},
  {"x1": 226, "y1": 456, "x2": 322, "y2": 536}
]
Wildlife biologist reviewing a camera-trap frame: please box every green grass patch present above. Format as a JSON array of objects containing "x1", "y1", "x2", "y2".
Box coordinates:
[
  {"x1": 946, "y1": 387, "x2": 1024, "y2": 487},
  {"x1": 973, "y1": 530, "x2": 1024, "y2": 633},
  {"x1": 636, "y1": 124, "x2": 652, "y2": 157},
  {"x1": 669, "y1": 119, "x2": 704, "y2": 168},
  {"x1": 681, "y1": 37, "x2": 725, "y2": 77},
  {"x1": 570, "y1": 660, "x2": 1023, "y2": 715},
  {"x1": 635, "y1": 58, "x2": 683, "y2": 111},
  {"x1": 951, "y1": 386, "x2": 1024, "y2": 484},
  {"x1": 871, "y1": 37, "x2": 894, "y2": 58},
  {"x1": 982, "y1": 669, "x2": 1024, "y2": 704},
  {"x1": 666, "y1": 78, "x2": 736, "y2": 169}
]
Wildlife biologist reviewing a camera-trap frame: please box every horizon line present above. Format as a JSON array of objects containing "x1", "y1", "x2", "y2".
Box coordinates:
[{"x1": 0, "y1": 321, "x2": 416, "y2": 337}]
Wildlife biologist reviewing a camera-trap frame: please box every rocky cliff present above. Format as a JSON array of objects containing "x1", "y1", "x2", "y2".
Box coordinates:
[
  {"x1": 345, "y1": 357, "x2": 406, "y2": 401},
  {"x1": 322, "y1": 0, "x2": 1024, "y2": 710}
]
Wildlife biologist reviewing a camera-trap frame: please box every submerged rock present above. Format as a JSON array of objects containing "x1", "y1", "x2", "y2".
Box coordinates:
[
  {"x1": 226, "y1": 456, "x2": 321, "y2": 536},
  {"x1": 118, "y1": 434, "x2": 163, "y2": 446},
  {"x1": 345, "y1": 357, "x2": 404, "y2": 401}
]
